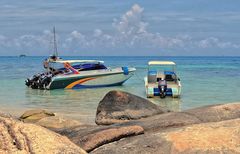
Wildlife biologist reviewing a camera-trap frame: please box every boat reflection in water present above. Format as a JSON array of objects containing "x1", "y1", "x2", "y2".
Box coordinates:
[{"x1": 149, "y1": 97, "x2": 182, "y2": 112}]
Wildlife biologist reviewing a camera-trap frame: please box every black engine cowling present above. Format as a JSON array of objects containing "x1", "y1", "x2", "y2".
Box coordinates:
[
  {"x1": 158, "y1": 79, "x2": 167, "y2": 98},
  {"x1": 26, "y1": 73, "x2": 53, "y2": 89}
]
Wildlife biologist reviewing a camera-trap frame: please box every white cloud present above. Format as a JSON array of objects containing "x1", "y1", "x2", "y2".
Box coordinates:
[
  {"x1": 64, "y1": 31, "x2": 88, "y2": 52},
  {"x1": 66, "y1": 30, "x2": 86, "y2": 45},
  {"x1": 113, "y1": 4, "x2": 147, "y2": 35},
  {"x1": 70, "y1": 31, "x2": 85, "y2": 40},
  {"x1": 93, "y1": 29, "x2": 103, "y2": 37},
  {"x1": 198, "y1": 37, "x2": 240, "y2": 49}
]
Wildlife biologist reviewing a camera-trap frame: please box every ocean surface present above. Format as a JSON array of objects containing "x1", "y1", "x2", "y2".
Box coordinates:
[{"x1": 0, "y1": 56, "x2": 240, "y2": 124}]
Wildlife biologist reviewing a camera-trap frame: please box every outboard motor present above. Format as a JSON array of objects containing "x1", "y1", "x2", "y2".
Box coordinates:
[
  {"x1": 31, "y1": 80, "x2": 40, "y2": 89},
  {"x1": 158, "y1": 79, "x2": 167, "y2": 98},
  {"x1": 25, "y1": 74, "x2": 40, "y2": 87},
  {"x1": 26, "y1": 72, "x2": 54, "y2": 90},
  {"x1": 25, "y1": 79, "x2": 31, "y2": 86},
  {"x1": 39, "y1": 74, "x2": 52, "y2": 89}
]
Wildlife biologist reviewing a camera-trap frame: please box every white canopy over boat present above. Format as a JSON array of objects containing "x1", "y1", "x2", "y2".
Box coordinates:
[
  {"x1": 148, "y1": 61, "x2": 176, "y2": 65},
  {"x1": 52, "y1": 60, "x2": 104, "y2": 64}
]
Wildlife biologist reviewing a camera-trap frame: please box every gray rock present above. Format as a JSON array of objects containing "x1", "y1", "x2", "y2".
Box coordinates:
[
  {"x1": 19, "y1": 109, "x2": 55, "y2": 123},
  {"x1": 95, "y1": 90, "x2": 169, "y2": 125},
  {"x1": 91, "y1": 118, "x2": 240, "y2": 154},
  {"x1": 116, "y1": 102, "x2": 240, "y2": 133},
  {"x1": 57, "y1": 102, "x2": 240, "y2": 153}
]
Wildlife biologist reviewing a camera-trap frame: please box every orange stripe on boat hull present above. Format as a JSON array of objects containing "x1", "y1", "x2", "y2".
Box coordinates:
[{"x1": 65, "y1": 77, "x2": 95, "y2": 89}]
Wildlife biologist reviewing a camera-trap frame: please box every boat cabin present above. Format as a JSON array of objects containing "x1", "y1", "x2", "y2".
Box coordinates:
[
  {"x1": 147, "y1": 61, "x2": 177, "y2": 83},
  {"x1": 47, "y1": 60, "x2": 107, "y2": 75}
]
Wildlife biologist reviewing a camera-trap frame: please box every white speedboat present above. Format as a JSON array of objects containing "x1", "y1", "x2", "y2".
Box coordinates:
[
  {"x1": 144, "y1": 61, "x2": 181, "y2": 98},
  {"x1": 26, "y1": 58, "x2": 136, "y2": 90}
]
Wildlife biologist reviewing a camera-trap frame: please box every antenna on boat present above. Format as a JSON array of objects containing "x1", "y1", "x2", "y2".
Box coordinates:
[{"x1": 53, "y1": 26, "x2": 58, "y2": 57}]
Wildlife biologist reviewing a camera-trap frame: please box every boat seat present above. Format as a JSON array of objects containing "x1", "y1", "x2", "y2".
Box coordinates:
[
  {"x1": 148, "y1": 71, "x2": 157, "y2": 83},
  {"x1": 165, "y1": 75, "x2": 174, "y2": 81},
  {"x1": 164, "y1": 71, "x2": 176, "y2": 81}
]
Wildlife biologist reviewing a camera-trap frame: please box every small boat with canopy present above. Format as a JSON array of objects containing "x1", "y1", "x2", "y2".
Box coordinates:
[{"x1": 144, "y1": 61, "x2": 181, "y2": 98}]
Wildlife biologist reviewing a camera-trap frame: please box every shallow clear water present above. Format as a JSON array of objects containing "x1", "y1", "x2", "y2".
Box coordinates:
[{"x1": 0, "y1": 56, "x2": 240, "y2": 124}]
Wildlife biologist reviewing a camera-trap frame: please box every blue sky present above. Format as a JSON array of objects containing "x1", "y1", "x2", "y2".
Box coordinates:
[{"x1": 0, "y1": 0, "x2": 240, "y2": 56}]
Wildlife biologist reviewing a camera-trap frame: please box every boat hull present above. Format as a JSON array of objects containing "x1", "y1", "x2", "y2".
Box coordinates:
[{"x1": 48, "y1": 70, "x2": 135, "y2": 90}]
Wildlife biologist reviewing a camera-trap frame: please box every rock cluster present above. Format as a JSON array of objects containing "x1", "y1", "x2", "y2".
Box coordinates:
[
  {"x1": 59, "y1": 91, "x2": 240, "y2": 153},
  {"x1": 0, "y1": 113, "x2": 86, "y2": 154},
  {"x1": 2, "y1": 90, "x2": 240, "y2": 154}
]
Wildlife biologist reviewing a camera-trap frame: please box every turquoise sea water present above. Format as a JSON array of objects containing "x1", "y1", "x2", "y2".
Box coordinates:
[{"x1": 0, "y1": 56, "x2": 240, "y2": 124}]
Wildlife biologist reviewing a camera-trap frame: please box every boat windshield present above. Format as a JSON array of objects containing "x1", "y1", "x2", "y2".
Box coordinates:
[
  {"x1": 148, "y1": 65, "x2": 176, "y2": 73},
  {"x1": 52, "y1": 62, "x2": 107, "y2": 72}
]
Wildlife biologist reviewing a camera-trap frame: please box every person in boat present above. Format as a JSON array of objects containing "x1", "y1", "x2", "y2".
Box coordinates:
[
  {"x1": 43, "y1": 59, "x2": 55, "y2": 72},
  {"x1": 64, "y1": 62, "x2": 79, "y2": 74},
  {"x1": 43, "y1": 55, "x2": 60, "y2": 73}
]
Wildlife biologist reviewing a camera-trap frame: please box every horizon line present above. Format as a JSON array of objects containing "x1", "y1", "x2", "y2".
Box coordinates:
[{"x1": 0, "y1": 55, "x2": 240, "y2": 57}]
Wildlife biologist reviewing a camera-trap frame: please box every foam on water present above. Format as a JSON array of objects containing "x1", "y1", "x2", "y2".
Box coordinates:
[{"x1": 0, "y1": 56, "x2": 239, "y2": 124}]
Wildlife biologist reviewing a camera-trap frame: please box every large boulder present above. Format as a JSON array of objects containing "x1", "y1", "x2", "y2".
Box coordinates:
[
  {"x1": 91, "y1": 118, "x2": 240, "y2": 154},
  {"x1": 0, "y1": 114, "x2": 86, "y2": 154},
  {"x1": 19, "y1": 109, "x2": 55, "y2": 123},
  {"x1": 95, "y1": 90, "x2": 169, "y2": 125}
]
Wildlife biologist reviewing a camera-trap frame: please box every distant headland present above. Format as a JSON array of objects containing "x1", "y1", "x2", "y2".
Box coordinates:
[{"x1": 19, "y1": 54, "x2": 27, "y2": 57}]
